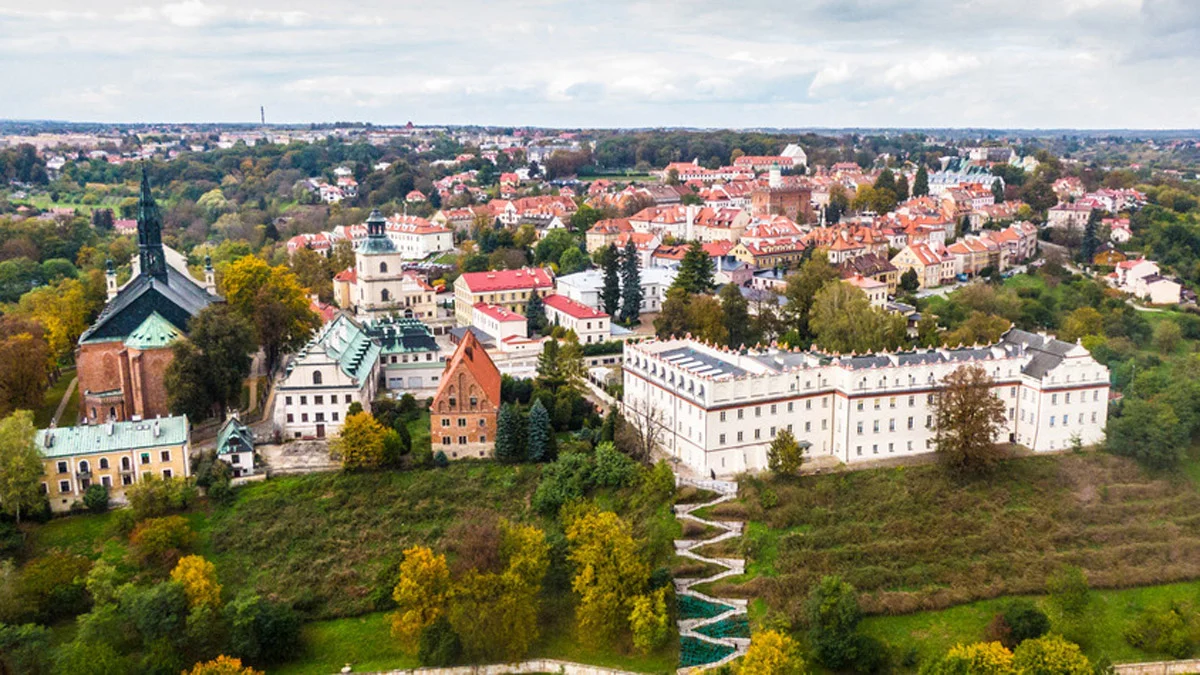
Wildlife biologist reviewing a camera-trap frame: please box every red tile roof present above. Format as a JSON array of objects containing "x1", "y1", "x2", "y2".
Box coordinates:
[
  {"x1": 435, "y1": 330, "x2": 501, "y2": 409},
  {"x1": 543, "y1": 294, "x2": 608, "y2": 320},
  {"x1": 459, "y1": 267, "x2": 554, "y2": 293},
  {"x1": 334, "y1": 267, "x2": 357, "y2": 283},
  {"x1": 473, "y1": 303, "x2": 526, "y2": 322}
]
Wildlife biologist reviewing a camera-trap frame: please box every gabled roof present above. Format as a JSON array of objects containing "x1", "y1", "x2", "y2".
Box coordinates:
[
  {"x1": 459, "y1": 268, "x2": 554, "y2": 293},
  {"x1": 474, "y1": 303, "x2": 526, "y2": 322},
  {"x1": 436, "y1": 330, "x2": 501, "y2": 406},
  {"x1": 80, "y1": 265, "x2": 219, "y2": 344},
  {"x1": 543, "y1": 293, "x2": 608, "y2": 320},
  {"x1": 216, "y1": 416, "x2": 254, "y2": 456}
]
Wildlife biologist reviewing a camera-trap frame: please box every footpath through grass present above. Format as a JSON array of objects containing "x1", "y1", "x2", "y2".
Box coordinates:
[{"x1": 33, "y1": 369, "x2": 76, "y2": 427}]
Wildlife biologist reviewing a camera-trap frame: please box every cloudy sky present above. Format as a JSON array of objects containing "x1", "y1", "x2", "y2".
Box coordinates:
[{"x1": 1, "y1": 0, "x2": 1198, "y2": 128}]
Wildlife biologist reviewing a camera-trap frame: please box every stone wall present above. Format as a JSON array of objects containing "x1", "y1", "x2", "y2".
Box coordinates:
[{"x1": 1114, "y1": 659, "x2": 1200, "y2": 675}]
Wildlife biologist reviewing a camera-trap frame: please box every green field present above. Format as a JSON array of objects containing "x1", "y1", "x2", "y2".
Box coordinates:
[{"x1": 33, "y1": 370, "x2": 77, "y2": 428}]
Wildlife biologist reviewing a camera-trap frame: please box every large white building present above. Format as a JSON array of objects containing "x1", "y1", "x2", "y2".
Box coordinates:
[
  {"x1": 555, "y1": 267, "x2": 677, "y2": 315},
  {"x1": 275, "y1": 313, "x2": 381, "y2": 439},
  {"x1": 623, "y1": 329, "x2": 1109, "y2": 477}
]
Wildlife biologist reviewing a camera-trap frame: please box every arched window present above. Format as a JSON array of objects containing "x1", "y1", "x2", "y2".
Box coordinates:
[
  {"x1": 380, "y1": 262, "x2": 388, "y2": 274},
  {"x1": 99, "y1": 458, "x2": 109, "y2": 470},
  {"x1": 109, "y1": 406, "x2": 116, "y2": 419},
  {"x1": 382, "y1": 289, "x2": 391, "y2": 302},
  {"x1": 79, "y1": 460, "x2": 90, "y2": 473},
  {"x1": 313, "y1": 371, "x2": 323, "y2": 385},
  {"x1": 121, "y1": 457, "x2": 131, "y2": 471}
]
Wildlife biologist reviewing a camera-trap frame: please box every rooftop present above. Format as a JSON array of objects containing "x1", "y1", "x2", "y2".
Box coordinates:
[
  {"x1": 473, "y1": 303, "x2": 526, "y2": 322},
  {"x1": 459, "y1": 267, "x2": 554, "y2": 293},
  {"x1": 37, "y1": 416, "x2": 189, "y2": 458}
]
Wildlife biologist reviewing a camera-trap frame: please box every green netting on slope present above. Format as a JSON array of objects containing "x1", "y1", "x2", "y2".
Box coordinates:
[
  {"x1": 695, "y1": 614, "x2": 750, "y2": 640},
  {"x1": 680, "y1": 636, "x2": 736, "y2": 669},
  {"x1": 679, "y1": 594, "x2": 734, "y2": 620}
]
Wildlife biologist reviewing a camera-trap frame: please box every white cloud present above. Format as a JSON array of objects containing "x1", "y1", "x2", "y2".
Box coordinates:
[
  {"x1": 883, "y1": 53, "x2": 982, "y2": 89},
  {"x1": 161, "y1": 0, "x2": 226, "y2": 27}
]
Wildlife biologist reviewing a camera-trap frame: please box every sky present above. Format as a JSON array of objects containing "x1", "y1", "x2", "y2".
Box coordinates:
[{"x1": 1, "y1": 0, "x2": 1199, "y2": 129}]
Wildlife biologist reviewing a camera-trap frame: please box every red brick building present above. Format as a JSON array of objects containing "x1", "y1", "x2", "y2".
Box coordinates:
[
  {"x1": 430, "y1": 331, "x2": 501, "y2": 459},
  {"x1": 76, "y1": 170, "x2": 220, "y2": 423},
  {"x1": 751, "y1": 184, "x2": 814, "y2": 223}
]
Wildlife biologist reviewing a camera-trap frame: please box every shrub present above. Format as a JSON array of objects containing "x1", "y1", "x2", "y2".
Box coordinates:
[
  {"x1": 130, "y1": 515, "x2": 197, "y2": 567},
  {"x1": 122, "y1": 580, "x2": 189, "y2": 645},
  {"x1": 759, "y1": 487, "x2": 779, "y2": 510},
  {"x1": 418, "y1": 616, "x2": 462, "y2": 667},
  {"x1": 532, "y1": 452, "x2": 594, "y2": 515},
  {"x1": 1002, "y1": 600, "x2": 1050, "y2": 646},
  {"x1": 224, "y1": 593, "x2": 301, "y2": 666},
  {"x1": 127, "y1": 475, "x2": 197, "y2": 520},
  {"x1": 433, "y1": 451, "x2": 449, "y2": 468},
  {"x1": 592, "y1": 442, "x2": 638, "y2": 488},
  {"x1": 1012, "y1": 634, "x2": 1092, "y2": 674},
  {"x1": 807, "y1": 576, "x2": 862, "y2": 670},
  {"x1": 1124, "y1": 602, "x2": 1200, "y2": 659},
  {"x1": 13, "y1": 552, "x2": 92, "y2": 623},
  {"x1": 83, "y1": 484, "x2": 109, "y2": 514}
]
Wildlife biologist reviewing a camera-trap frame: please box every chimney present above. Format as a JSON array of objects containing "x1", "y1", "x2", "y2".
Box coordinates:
[
  {"x1": 107, "y1": 421, "x2": 115, "y2": 436},
  {"x1": 769, "y1": 164, "x2": 782, "y2": 188},
  {"x1": 153, "y1": 418, "x2": 160, "y2": 438}
]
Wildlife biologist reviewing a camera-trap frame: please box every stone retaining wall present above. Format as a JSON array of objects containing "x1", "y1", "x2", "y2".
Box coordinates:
[
  {"x1": 357, "y1": 660, "x2": 637, "y2": 675},
  {"x1": 1114, "y1": 659, "x2": 1200, "y2": 675}
]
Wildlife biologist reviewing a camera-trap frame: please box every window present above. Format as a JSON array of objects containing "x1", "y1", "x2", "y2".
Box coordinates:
[
  {"x1": 908, "y1": 395, "x2": 915, "y2": 407},
  {"x1": 823, "y1": 399, "x2": 828, "y2": 408},
  {"x1": 788, "y1": 402, "x2": 794, "y2": 412},
  {"x1": 1050, "y1": 416, "x2": 1056, "y2": 427},
  {"x1": 806, "y1": 400, "x2": 812, "y2": 410},
  {"x1": 162, "y1": 469, "x2": 173, "y2": 479},
  {"x1": 121, "y1": 457, "x2": 130, "y2": 471},
  {"x1": 770, "y1": 427, "x2": 776, "y2": 437},
  {"x1": 480, "y1": 435, "x2": 487, "y2": 444},
  {"x1": 470, "y1": 396, "x2": 478, "y2": 408},
  {"x1": 458, "y1": 418, "x2": 467, "y2": 427},
  {"x1": 101, "y1": 476, "x2": 112, "y2": 487},
  {"x1": 301, "y1": 413, "x2": 309, "y2": 422},
  {"x1": 754, "y1": 429, "x2": 761, "y2": 440},
  {"x1": 458, "y1": 436, "x2": 467, "y2": 445},
  {"x1": 312, "y1": 372, "x2": 323, "y2": 385},
  {"x1": 907, "y1": 441, "x2": 913, "y2": 451},
  {"x1": 719, "y1": 433, "x2": 726, "y2": 445},
  {"x1": 873, "y1": 420, "x2": 880, "y2": 433},
  {"x1": 755, "y1": 406, "x2": 761, "y2": 418},
  {"x1": 1052, "y1": 394, "x2": 1058, "y2": 405},
  {"x1": 140, "y1": 453, "x2": 150, "y2": 465},
  {"x1": 856, "y1": 422, "x2": 863, "y2": 435},
  {"x1": 1093, "y1": 390, "x2": 1100, "y2": 402},
  {"x1": 856, "y1": 401, "x2": 864, "y2": 412},
  {"x1": 873, "y1": 444, "x2": 878, "y2": 454},
  {"x1": 1010, "y1": 387, "x2": 1017, "y2": 397},
  {"x1": 56, "y1": 461, "x2": 67, "y2": 473},
  {"x1": 315, "y1": 395, "x2": 324, "y2": 405},
  {"x1": 315, "y1": 413, "x2": 325, "y2": 422},
  {"x1": 99, "y1": 458, "x2": 109, "y2": 470},
  {"x1": 287, "y1": 413, "x2": 295, "y2": 423},
  {"x1": 59, "y1": 480, "x2": 70, "y2": 493},
  {"x1": 1091, "y1": 412, "x2": 1097, "y2": 422},
  {"x1": 822, "y1": 419, "x2": 828, "y2": 430},
  {"x1": 805, "y1": 421, "x2": 811, "y2": 432},
  {"x1": 925, "y1": 415, "x2": 932, "y2": 428},
  {"x1": 856, "y1": 446, "x2": 862, "y2": 456},
  {"x1": 737, "y1": 431, "x2": 744, "y2": 442},
  {"x1": 332, "y1": 412, "x2": 339, "y2": 421},
  {"x1": 770, "y1": 404, "x2": 777, "y2": 415},
  {"x1": 888, "y1": 419, "x2": 895, "y2": 432},
  {"x1": 737, "y1": 409, "x2": 744, "y2": 420},
  {"x1": 927, "y1": 394, "x2": 934, "y2": 404},
  {"x1": 719, "y1": 411, "x2": 726, "y2": 422},
  {"x1": 380, "y1": 262, "x2": 388, "y2": 273},
  {"x1": 874, "y1": 399, "x2": 881, "y2": 410},
  {"x1": 888, "y1": 442, "x2": 894, "y2": 453},
  {"x1": 907, "y1": 416, "x2": 914, "y2": 430},
  {"x1": 1065, "y1": 393, "x2": 1072, "y2": 404},
  {"x1": 345, "y1": 395, "x2": 352, "y2": 403},
  {"x1": 442, "y1": 437, "x2": 451, "y2": 445},
  {"x1": 122, "y1": 474, "x2": 132, "y2": 486},
  {"x1": 1062, "y1": 415, "x2": 1069, "y2": 426},
  {"x1": 160, "y1": 450, "x2": 171, "y2": 462},
  {"x1": 889, "y1": 397, "x2": 896, "y2": 408},
  {"x1": 285, "y1": 396, "x2": 293, "y2": 405}
]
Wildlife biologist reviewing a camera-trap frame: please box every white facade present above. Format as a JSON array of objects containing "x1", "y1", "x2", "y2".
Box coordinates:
[
  {"x1": 275, "y1": 314, "x2": 381, "y2": 439},
  {"x1": 543, "y1": 294, "x2": 611, "y2": 344},
  {"x1": 555, "y1": 267, "x2": 678, "y2": 315},
  {"x1": 472, "y1": 304, "x2": 528, "y2": 344},
  {"x1": 623, "y1": 330, "x2": 1109, "y2": 478}
]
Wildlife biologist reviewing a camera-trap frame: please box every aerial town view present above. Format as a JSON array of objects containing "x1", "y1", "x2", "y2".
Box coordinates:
[{"x1": 1, "y1": 2, "x2": 1200, "y2": 674}]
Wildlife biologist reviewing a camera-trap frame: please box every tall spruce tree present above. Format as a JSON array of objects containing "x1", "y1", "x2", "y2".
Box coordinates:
[
  {"x1": 527, "y1": 399, "x2": 554, "y2": 463},
  {"x1": 619, "y1": 238, "x2": 642, "y2": 325},
  {"x1": 537, "y1": 339, "x2": 564, "y2": 390},
  {"x1": 1080, "y1": 210, "x2": 1101, "y2": 263},
  {"x1": 495, "y1": 403, "x2": 523, "y2": 463},
  {"x1": 675, "y1": 241, "x2": 715, "y2": 294},
  {"x1": 525, "y1": 292, "x2": 547, "y2": 336},
  {"x1": 992, "y1": 178, "x2": 1005, "y2": 203},
  {"x1": 912, "y1": 165, "x2": 929, "y2": 197},
  {"x1": 600, "y1": 244, "x2": 622, "y2": 316},
  {"x1": 719, "y1": 283, "x2": 753, "y2": 348},
  {"x1": 895, "y1": 173, "x2": 910, "y2": 201}
]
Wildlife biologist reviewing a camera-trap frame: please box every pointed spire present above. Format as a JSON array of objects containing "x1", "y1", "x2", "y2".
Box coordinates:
[{"x1": 136, "y1": 163, "x2": 167, "y2": 280}]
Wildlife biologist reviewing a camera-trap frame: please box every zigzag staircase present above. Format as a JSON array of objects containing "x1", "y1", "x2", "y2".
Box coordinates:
[{"x1": 674, "y1": 479, "x2": 749, "y2": 673}]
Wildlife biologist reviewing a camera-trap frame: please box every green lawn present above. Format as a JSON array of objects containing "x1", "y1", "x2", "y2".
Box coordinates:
[
  {"x1": 27, "y1": 510, "x2": 118, "y2": 558},
  {"x1": 33, "y1": 369, "x2": 76, "y2": 428},
  {"x1": 860, "y1": 580, "x2": 1200, "y2": 669}
]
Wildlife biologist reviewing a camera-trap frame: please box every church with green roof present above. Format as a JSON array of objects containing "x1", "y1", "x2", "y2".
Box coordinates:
[{"x1": 76, "y1": 168, "x2": 222, "y2": 424}]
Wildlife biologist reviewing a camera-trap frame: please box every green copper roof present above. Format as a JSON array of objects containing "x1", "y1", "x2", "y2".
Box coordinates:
[
  {"x1": 216, "y1": 416, "x2": 253, "y2": 456},
  {"x1": 357, "y1": 236, "x2": 397, "y2": 254},
  {"x1": 364, "y1": 317, "x2": 440, "y2": 355},
  {"x1": 123, "y1": 312, "x2": 182, "y2": 350},
  {"x1": 288, "y1": 314, "x2": 380, "y2": 383},
  {"x1": 36, "y1": 416, "x2": 189, "y2": 459}
]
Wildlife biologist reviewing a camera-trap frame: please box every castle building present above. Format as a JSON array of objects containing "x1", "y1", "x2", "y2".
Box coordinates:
[
  {"x1": 623, "y1": 330, "x2": 1109, "y2": 478},
  {"x1": 429, "y1": 331, "x2": 501, "y2": 460},
  {"x1": 76, "y1": 170, "x2": 221, "y2": 423}
]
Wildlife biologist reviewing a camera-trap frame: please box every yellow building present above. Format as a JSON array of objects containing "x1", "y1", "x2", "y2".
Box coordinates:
[{"x1": 36, "y1": 416, "x2": 192, "y2": 513}]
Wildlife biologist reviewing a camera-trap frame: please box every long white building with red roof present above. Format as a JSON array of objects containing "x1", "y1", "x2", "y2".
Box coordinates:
[{"x1": 542, "y1": 294, "x2": 611, "y2": 344}]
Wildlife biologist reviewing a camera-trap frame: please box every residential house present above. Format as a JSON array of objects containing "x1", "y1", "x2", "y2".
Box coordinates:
[
  {"x1": 1047, "y1": 202, "x2": 1094, "y2": 230},
  {"x1": 844, "y1": 274, "x2": 888, "y2": 308},
  {"x1": 365, "y1": 317, "x2": 444, "y2": 392},
  {"x1": 543, "y1": 294, "x2": 611, "y2": 344},
  {"x1": 430, "y1": 331, "x2": 502, "y2": 460},
  {"x1": 891, "y1": 243, "x2": 943, "y2": 289},
  {"x1": 555, "y1": 267, "x2": 678, "y2": 314},
  {"x1": 215, "y1": 415, "x2": 254, "y2": 478},
  {"x1": 839, "y1": 253, "x2": 899, "y2": 294}
]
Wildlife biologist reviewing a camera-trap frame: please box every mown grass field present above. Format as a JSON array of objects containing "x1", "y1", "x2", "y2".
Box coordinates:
[
  {"x1": 32, "y1": 369, "x2": 76, "y2": 428},
  {"x1": 729, "y1": 453, "x2": 1200, "y2": 621}
]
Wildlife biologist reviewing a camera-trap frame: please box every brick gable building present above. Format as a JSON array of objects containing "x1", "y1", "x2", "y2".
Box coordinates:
[{"x1": 430, "y1": 331, "x2": 502, "y2": 459}]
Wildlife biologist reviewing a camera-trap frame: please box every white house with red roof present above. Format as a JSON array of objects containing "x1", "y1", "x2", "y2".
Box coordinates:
[
  {"x1": 843, "y1": 274, "x2": 888, "y2": 308},
  {"x1": 1047, "y1": 202, "x2": 1093, "y2": 230},
  {"x1": 405, "y1": 190, "x2": 427, "y2": 203},
  {"x1": 472, "y1": 303, "x2": 528, "y2": 343},
  {"x1": 543, "y1": 294, "x2": 611, "y2": 344},
  {"x1": 453, "y1": 267, "x2": 555, "y2": 326},
  {"x1": 1106, "y1": 218, "x2": 1132, "y2": 243}
]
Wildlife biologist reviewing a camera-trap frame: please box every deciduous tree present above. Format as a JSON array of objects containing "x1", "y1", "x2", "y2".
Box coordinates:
[
  {"x1": 171, "y1": 555, "x2": 222, "y2": 609},
  {"x1": 809, "y1": 282, "x2": 905, "y2": 354},
  {"x1": 653, "y1": 287, "x2": 690, "y2": 339},
  {"x1": 767, "y1": 428, "x2": 804, "y2": 476},
  {"x1": 806, "y1": 576, "x2": 862, "y2": 670},
  {"x1": 741, "y1": 629, "x2": 806, "y2": 675},
  {"x1": 334, "y1": 411, "x2": 387, "y2": 471},
  {"x1": 220, "y1": 256, "x2": 319, "y2": 374},
  {"x1": 783, "y1": 253, "x2": 839, "y2": 341},
  {"x1": 628, "y1": 586, "x2": 672, "y2": 654},
  {"x1": 165, "y1": 304, "x2": 256, "y2": 421},
  {"x1": 184, "y1": 655, "x2": 265, "y2": 675},
  {"x1": 1012, "y1": 634, "x2": 1091, "y2": 675},
  {"x1": 925, "y1": 641, "x2": 1015, "y2": 675},
  {"x1": 565, "y1": 507, "x2": 649, "y2": 648},
  {"x1": 932, "y1": 365, "x2": 1008, "y2": 475},
  {"x1": 719, "y1": 282, "x2": 752, "y2": 348},
  {"x1": 0, "y1": 317, "x2": 52, "y2": 417},
  {"x1": 390, "y1": 546, "x2": 451, "y2": 651},
  {"x1": 0, "y1": 411, "x2": 44, "y2": 524}
]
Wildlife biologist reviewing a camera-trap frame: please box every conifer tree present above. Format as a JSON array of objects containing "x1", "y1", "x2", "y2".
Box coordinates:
[
  {"x1": 525, "y1": 292, "x2": 547, "y2": 336},
  {"x1": 537, "y1": 339, "x2": 564, "y2": 390},
  {"x1": 527, "y1": 399, "x2": 554, "y2": 463},
  {"x1": 674, "y1": 241, "x2": 714, "y2": 294},
  {"x1": 600, "y1": 244, "x2": 622, "y2": 316},
  {"x1": 495, "y1": 403, "x2": 523, "y2": 463},
  {"x1": 992, "y1": 177, "x2": 1006, "y2": 203},
  {"x1": 1080, "y1": 210, "x2": 1101, "y2": 264},
  {"x1": 619, "y1": 239, "x2": 642, "y2": 325},
  {"x1": 913, "y1": 165, "x2": 930, "y2": 197}
]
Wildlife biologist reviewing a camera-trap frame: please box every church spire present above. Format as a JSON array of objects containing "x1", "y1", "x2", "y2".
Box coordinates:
[{"x1": 137, "y1": 164, "x2": 167, "y2": 280}]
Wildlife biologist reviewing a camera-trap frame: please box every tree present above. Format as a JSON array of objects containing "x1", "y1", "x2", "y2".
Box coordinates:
[
  {"x1": 809, "y1": 282, "x2": 905, "y2": 354},
  {"x1": 1059, "y1": 307, "x2": 1104, "y2": 343},
  {"x1": 719, "y1": 282, "x2": 752, "y2": 348},
  {"x1": 184, "y1": 655, "x2": 265, "y2": 675},
  {"x1": 628, "y1": 586, "x2": 672, "y2": 654},
  {"x1": 565, "y1": 507, "x2": 649, "y2": 648},
  {"x1": 600, "y1": 244, "x2": 621, "y2": 316},
  {"x1": 1000, "y1": 599, "x2": 1050, "y2": 647},
  {"x1": 171, "y1": 555, "x2": 222, "y2": 609},
  {"x1": 526, "y1": 399, "x2": 554, "y2": 463},
  {"x1": 925, "y1": 642, "x2": 1015, "y2": 675},
  {"x1": 741, "y1": 629, "x2": 806, "y2": 675},
  {"x1": 0, "y1": 411, "x2": 44, "y2": 524},
  {"x1": 224, "y1": 593, "x2": 300, "y2": 666},
  {"x1": 895, "y1": 173, "x2": 910, "y2": 201},
  {"x1": 1012, "y1": 634, "x2": 1091, "y2": 675},
  {"x1": 17, "y1": 277, "x2": 90, "y2": 363},
  {"x1": 334, "y1": 411, "x2": 387, "y2": 470},
  {"x1": 418, "y1": 616, "x2": 461, "y2": 667},
  {"x1": 654, "y1": 286, "x2": 690, "y2": 339},
  {"x1": 558, "y1": 333, "x2": 585, "y2": 388},
  {"x1": 0, "y1": 317, "x2": 52, "y2": 417},
  {"x1": 390, "y1": 546, "x2": 451, "y2": 651},
  {"x1": 674, "y1": 241, "x2": 715, "y2": 294},
  {"x1": 1153, "y1": 319, "x2": 1182, "y2": 354},
  {"x1": 619, "y1": 238, "x2": 642, "y2": 324},
  {"x1": 783, "y1": 253, "x2": 840, "y2": 341},
  {"x1": 558, "y1": 246, "x2": 589, "y2": 275},
  {"x1": 767, "y1": 428, "x2": 805, "y2": 476},
  {"x1": 617, "y1": 396, "x2": 665, "y2": 463},
  {"x1": 1047, "y1": 565, "x2": 1091, "y2": 620},
  {"x1": 1080, "y1": 210, "x2": 1100, "y2": 263},
  {"x1": 1106, "y1": 397, "x2": 1186, "y2": 470},
  {"x1": 525, "y1": 291, "x2": 547, "y2": 336},
  {"x1": 494, "y1": 403, "x2": 523, "y2": 463},
  {"x1": 686, "y1": 294, "x2": 728, "y2": 345},
  {"x1": 130, "y1": 515, "x2": 196, "y2": 568},
  {"x1": 165, "y1": 304, "x2": 256, "y2": 421},
  {"x1": 913, "y1": 165, "x2": 929, "y2": 197},
  {"x1": 807, "y1": 576, "x2": 862, "y2": 670},
  {"x1": 932, "y1": 365, "x2": 1008, "y2": 475},
  {"x1": 874, "y1": 168, "x2": 896, "y2": 195},
  {"x1": 536, "y1": 339, "x2": 564, "y2": 390},
  {"x1": 83, "y1": 484, "x2": 109, "y2": 514},
  {"x1": 125, "y1": 580, "x2": 190, "y2": 645},
  {"x1": 0, "y1": 622, "x2": 52, "y2": 675},
  {"x1": 289, "y1": 246, "x2": 332, "y2": 302},
  {"x1": 899, "y1": 268, "x2": 920, "y2": 293},
  {"x1": 220, "y1": 256, "x2": 320, "y2": 374},
  {"x1": 992, "y1": 177, "x2": 1006, "y2": 204}
]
